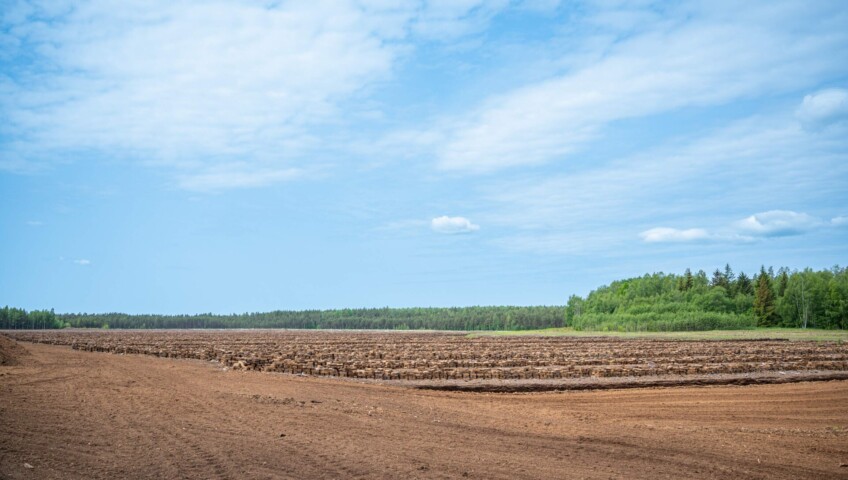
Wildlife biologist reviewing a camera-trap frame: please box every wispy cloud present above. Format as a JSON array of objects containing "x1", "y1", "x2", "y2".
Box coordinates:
[
  {"x1": 641, "y1": 210, "x2": 841, "y2": 244},
  {"x1": 26, "y1": 220, "x2": 44, "y2": 227},
  {"x1": 382, "y1": 2, "x2": 848, "y2": 173},
  {"x1": 431, "y1": 216, "x2": 480, "y2": 234},
  {"x1": 0, "y1": 0, "x2": 513, "y2": 190},
  {"x1": 3, "y1": 2, "x2": 392, "y2": 166},
  {"x1": 73, "y1": 259, "x2": 91, "y2": 266},
  {"x1": 410, "y1": 0, "x2": 510, "y2": 40},
  {"x1": 476, "y1": 89, "x2": 848, "y2": 254}
]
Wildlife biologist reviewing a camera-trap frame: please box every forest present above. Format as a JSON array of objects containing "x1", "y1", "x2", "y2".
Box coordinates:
[
  {"x1": 1, "y1": 265, "x2": 845, "y2": 331},
  {"x1": 567, "y1": 265, "x2": 848, "y2": 331},
  {"x1": 0, "y1": 305, "x2": 564, "y2": 331},
  {"x1": 0, "y1": 307, "x2": 65, "y2": 330}
]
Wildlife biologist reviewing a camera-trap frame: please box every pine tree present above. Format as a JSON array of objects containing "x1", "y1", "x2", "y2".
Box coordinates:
[
  {"x1": 710, "y1": 268, "x2": 730, "y2": 291},
  {"x1": 754, "y1": 267, "x2": 778, "y2": 326},
  {"x1": 678, "y1": 268, "x2": 694, "y2": 291},
  {"x1": 735, "y1": 271, "x2": 753, "y2": 296},
  {"x1": 724, "y1": 264, "x2": 735, "y2": 283},
  {"x1": 777, "y1": 268, "x2": 789, "y2": 297},
  {"x1": 710, "y1": 269, "x2": 723, "y2": 286},
  {"x1": 724, "y1": 264, "x2": 737, "y2": 296},
  {"x1": 695, "y1": 270, "x2": 708, "y2": 288}
]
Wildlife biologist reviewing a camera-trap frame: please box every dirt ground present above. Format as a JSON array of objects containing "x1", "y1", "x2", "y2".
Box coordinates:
[{"x1": 1, "y1": 338, "x2": 847, "y2": 479}]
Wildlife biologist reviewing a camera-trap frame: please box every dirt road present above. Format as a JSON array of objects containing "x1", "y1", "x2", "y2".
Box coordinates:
[{"x1": 1, "y1": 338, "x2": 847, "y2": 479}]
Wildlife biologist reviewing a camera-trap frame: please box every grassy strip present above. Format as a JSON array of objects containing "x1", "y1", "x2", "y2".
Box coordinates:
[{"x1": 470, "y1": 327, "x2": 848, "y2": 341}]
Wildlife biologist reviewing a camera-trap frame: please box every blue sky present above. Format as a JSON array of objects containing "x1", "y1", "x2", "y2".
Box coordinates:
[{"x1": 2, "y1": 0, "x2": 847, "y2": 314}]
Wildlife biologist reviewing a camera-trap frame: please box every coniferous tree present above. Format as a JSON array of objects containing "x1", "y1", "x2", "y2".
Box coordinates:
[
  {"x1": 777, "y1": 269, "x2": 789, "y2": 297},
  {"x1": 710, "y1": 269, "x2": 723, "y2": 287},
  {"x1": 724, "y1": 264, "x2": 737, "y2": 296},
  {"x1": 724, "y1": 264, "x2": 735, "y2": 283},
  {"x1": 710, "y1": 269, "x2": 730, "y2": 292},
  {"x1": 754, "y1": 267, "x2": 778, "y2": 326},
  {"x1": 735, "y1": 271, "x2": 754, "y2": 296},
  {"x1": 683, "y1": 268, "x2": 694, "y2": 291},
  {"x1": 695, "y1": 270, "x2": 708, "y2": 288}
]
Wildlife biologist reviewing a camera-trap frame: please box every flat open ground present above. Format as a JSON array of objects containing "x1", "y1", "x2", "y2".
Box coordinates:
[{"x1": 2, "y1": 333, "x2": 848, "y2": 479}]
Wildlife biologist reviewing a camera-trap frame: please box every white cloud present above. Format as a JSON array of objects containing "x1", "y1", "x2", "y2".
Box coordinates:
[
  {"x1": 431, "y1": 215, "x2": 480, "y2": 234},
  {"x1": 484, "y1": 114, "x2": 814, "y2": 228},
  {"x1": 26, "y1": 220, "x2": 44, "y2": 227},
  {"x1": 477, "y1": 103, "x2": 847, "y2": 254},
  {"x1": 0, "y1": 0, "x2": 513, "y2": 189},
  {"x1": 4, "y1": 2, "x2": 394, "y2": 150},
  {"x1": 832, "y1": 216, "x2": 848, "y2": 226},
  {"x1": 640, "y1": 210, "x2": 835, "y2": 245},
  {"x1": 797, "y1": 88, "x2": 848, "y2": 127},
  {"x1": 734, "y1": 210, "x2": 823, "y2": 237},
  {"x1": 426, "y1": 2, "x2": 848, "y2": 172},
  {"x1": 73, "y1": 259, "x2": 91, "y2": 265},
  {"x1": 639, "y1": 228, "x2": 711, "y2": 243}
]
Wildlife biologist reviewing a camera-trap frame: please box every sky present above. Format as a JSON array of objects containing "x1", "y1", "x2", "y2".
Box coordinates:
[{"x1": 1, "y1": 0, "x2": 847, "y2": 314}]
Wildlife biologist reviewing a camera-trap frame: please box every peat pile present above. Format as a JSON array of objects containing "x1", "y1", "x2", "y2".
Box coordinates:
[
  {"x1": 7, "y1": 330, "x2": 848, "y2": 389},
  {"x1": 0, "y1": 334, "x2": 30, "y2": 366}
]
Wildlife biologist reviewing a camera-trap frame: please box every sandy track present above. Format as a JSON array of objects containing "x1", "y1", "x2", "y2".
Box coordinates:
[{"x1": 1, "y1": 339, "x2": 847, "y2": 479}]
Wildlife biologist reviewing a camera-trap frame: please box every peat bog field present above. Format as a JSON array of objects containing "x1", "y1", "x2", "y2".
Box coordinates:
[{"x1": 7, "y1": 329, "x2": 848, "y2": 391}]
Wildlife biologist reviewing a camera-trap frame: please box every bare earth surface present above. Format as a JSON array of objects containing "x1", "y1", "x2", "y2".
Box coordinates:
[
  {"x1": 2, "y1": 337, "x2": 848, "y2": 479},
  {"x1": 7, "y1": 330, "x2": 848, "y2": 388}
]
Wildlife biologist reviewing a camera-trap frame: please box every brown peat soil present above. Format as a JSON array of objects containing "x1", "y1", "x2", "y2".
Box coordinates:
[
  {"x1": 1, "y1": 335, "x2": 847, "y2": 479},
  {"x1": 8, "y1": 330, "x2": 848, "y2": 385}
]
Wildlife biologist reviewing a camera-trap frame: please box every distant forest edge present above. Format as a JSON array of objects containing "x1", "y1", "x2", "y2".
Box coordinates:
[
  {"x1": 2, "y1": 265, "x2": 846, "y2": 331},
  {"x1": 567, "y1": 265, "x2": 847, "y2": 331},
  {"x1": 0, "y1": 306, "x2": 563, "y2": 331}
]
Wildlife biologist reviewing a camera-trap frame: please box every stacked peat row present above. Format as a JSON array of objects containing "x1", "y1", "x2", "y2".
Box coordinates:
[
  {"x1": 229, "y1": 357, "x2": 848, "y2": 380},
  {"x1": 6, "y1": 330, "x2": 848, "y2": 381}
]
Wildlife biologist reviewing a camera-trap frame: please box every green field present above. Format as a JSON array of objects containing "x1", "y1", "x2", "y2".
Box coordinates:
[{"x1": 472, "y1": 327, "x2": 848, "y2": 341}]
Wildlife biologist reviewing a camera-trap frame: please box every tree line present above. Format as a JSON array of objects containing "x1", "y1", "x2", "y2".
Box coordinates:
[
  {"x1": 0, "y1": 307, "x2": 65, "y2": 330},
  {"x1": 3, "y1": 265, "x2": 845, "y2": 331},
  {"x1": 1, "y1": 306, "x2": 566, "y2": 331},
  {"x1": 566, "y1": 265, "x2": 847, "y2": 331}
]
